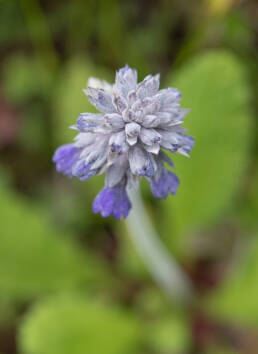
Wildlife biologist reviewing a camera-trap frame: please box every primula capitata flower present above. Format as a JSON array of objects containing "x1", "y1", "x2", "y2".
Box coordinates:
[{"x1": 53, "y1": 65, "x2": 194, "y2": 219}]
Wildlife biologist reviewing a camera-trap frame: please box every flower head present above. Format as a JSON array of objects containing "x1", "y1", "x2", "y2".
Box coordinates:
[{"x1": 53, "y1": 65, "x2": 194, "y2": 219}]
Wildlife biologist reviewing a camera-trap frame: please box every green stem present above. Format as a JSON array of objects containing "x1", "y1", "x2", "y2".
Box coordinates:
[{"x1": 126, "y1": 188, "x2": 194, "y2": 305}]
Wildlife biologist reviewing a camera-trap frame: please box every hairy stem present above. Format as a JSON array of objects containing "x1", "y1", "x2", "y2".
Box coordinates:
[{"x1": 126, "y1": 188, "x2": 194, "y2": 305}]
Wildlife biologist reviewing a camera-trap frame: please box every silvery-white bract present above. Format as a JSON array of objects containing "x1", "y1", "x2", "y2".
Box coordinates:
[{"x1": 53, "y1": 65, "x2": 194, "y2": 219}]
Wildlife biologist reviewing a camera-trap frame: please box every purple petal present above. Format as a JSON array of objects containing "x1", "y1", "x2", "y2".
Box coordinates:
[
  {"x1": 159, "y1": 151, "x2": 175, "y2": 167},
  {"x1": 120, "y1": 65, "x2": 130, "y2": 76},
  {"x1": 105, "y1": 160, "x2": 128, "y2": 188},
  {"x1": 160, "y1": 133, "x2": 195, "y2": 155},
  {"x1": 76, "y1": 113, "x2": 104, "y2": 132},
  {"x1": 72, "y1": 160, "x2": 96, "y2": 181},
  {"x1": 136, "y1": 74, "x2": 160, "y2": 100},
  {"x1": 93, "y1": 184, "x2": 131, "y2": 219},
  {"x1": 150, "y1": 168, "x2": 179, "y2": 199},
  {"x1": 84, "y1": 88, "x2": 115, "y2": 113},
  {"x1": 53, "y1": 144, "x2": 80, "y2": 177},
  {"x1": 128, "y1": 146, "x2": 156, "y2": 177},
  {"x1": 181, "y1": 135, "x2": 195, "y2": 153},
  {"x1": 93, "y1": 187, "x2": 115, "y2": 217},
  {"x1": 115, "y1": 65, "x2": 138, "y2": 98}
]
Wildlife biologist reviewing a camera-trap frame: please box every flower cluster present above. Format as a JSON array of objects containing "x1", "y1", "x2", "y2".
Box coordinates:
[{"x1": 53, "y1": 65, "x2": 194, "y2": 219}]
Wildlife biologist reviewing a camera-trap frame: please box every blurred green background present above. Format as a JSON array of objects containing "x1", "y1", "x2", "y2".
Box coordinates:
[{"x1": 0, "y1": 0, "x2": 258, "y2": 353}]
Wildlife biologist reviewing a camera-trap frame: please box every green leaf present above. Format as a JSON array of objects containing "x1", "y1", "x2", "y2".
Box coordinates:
[
  {"x1": 135, "y1": 289, "x2": 191, "y2": 352},
  {"x1": 211, "y1": 241, "x2": 258, "y2": 323},
  {"x1": 161, "y1": 50, "x2": 252, "y2": 252},
  {"x1": 149, "y1": 315, "x2": 191, "y2": 352},
  {"x1": 53, "y1": 57, "x2": 111, "y2": 145},
  {"x1": 205, "y1": 236, "x2": 258, "y2": 326},
  {"x1": 238, "y1": 168, "x2": 258, "y2": 231},
  {"x1": 0, "y1": 177, "x2": 102, "y2": 301},
  {"x1": 19, "y1": 294, "x2": 142, "y2": 354}
]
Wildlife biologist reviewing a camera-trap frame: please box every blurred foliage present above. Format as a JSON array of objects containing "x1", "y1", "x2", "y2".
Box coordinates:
[
  {"x1": 19, "y1": 294, "x2": 142, "y2": 354},
  {"x1": 0, "y1": 0, "x2": 258, "y2": 353},
  {"x1": 206, "y1": 236, "x2": 258, "y2": 326},
  {"x1": 0, "y1": 174, "x2": 105, "y2": 302},
  {"x1": 148, "y1": 314, "x2": 191, "y2": 353},
  {"x1": 207, "y1": 0, "x2": 235, "y2": 16},
  {"x1": 2, "y1": 55, "x2": 53, "y2": 104},
  {"x1": 161, "y1": 50, "x2": 252, "y2": 254}
]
